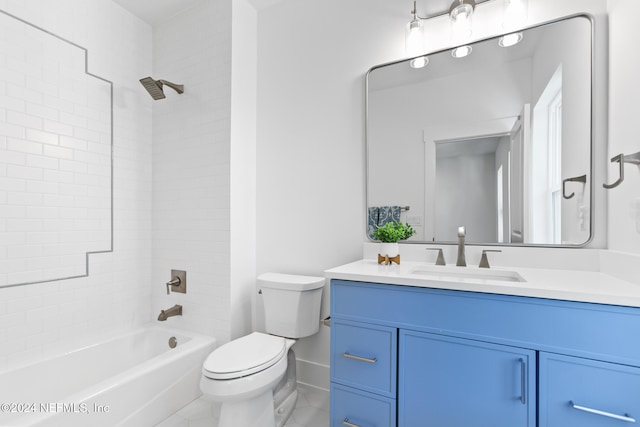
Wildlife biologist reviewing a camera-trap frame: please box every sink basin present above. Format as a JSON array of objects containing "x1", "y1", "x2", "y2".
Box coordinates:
[{"x1": 409, "y1": 265, "x2": 526, "y2": 283}]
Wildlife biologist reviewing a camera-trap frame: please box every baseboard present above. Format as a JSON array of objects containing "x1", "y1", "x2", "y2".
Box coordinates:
[{"x1": 295, "y1": 358, "x2": 329, "y2": 392}]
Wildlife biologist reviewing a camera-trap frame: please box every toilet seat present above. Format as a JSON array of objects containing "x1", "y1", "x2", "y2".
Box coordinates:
[{"x1": 203, "y1": 332, "x2": 286, "y2": 380}]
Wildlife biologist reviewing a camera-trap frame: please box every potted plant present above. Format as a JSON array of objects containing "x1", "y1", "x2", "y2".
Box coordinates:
[{"x1": 372, "y1": 221, "x2": 416, "y2": 259}]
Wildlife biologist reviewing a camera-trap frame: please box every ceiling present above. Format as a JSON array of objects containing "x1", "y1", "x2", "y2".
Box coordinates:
[{"x1": 112, "y1": 0, "x2": 283, "y2": 26}]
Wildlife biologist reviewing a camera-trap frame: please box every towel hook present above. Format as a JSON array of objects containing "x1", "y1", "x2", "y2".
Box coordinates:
[
  {"x1": 562, "y1": 174, "x2": 587, "y2": 199},
  {"x1": 603, "y1": 152, "x2": 640, "y2": 189}
]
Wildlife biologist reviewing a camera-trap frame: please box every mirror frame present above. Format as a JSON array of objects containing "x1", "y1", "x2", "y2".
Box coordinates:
[
  {"x1": 0, "y1": 9, "x2": 114, "y2": 287},
  {"x1": 365, "y1": 13, "x2": 596, "y2": 248}
]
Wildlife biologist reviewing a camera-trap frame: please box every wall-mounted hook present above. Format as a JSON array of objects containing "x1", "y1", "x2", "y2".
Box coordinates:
[
  {"x1": 562, "y1": 174, "x2": 587, "y2": 199},
  {"x1": 603, "y1": 152, "x2": 640, "y2": 189}
]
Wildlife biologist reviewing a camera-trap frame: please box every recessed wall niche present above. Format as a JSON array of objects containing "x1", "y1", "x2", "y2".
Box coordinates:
[{"x1": 0, "y1": 10, "x2": 112, "y2": 287}]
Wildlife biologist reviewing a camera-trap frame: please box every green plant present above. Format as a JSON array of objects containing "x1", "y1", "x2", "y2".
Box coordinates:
[{"x1": 372, "y1": 221, "x2": 416, "y2": 243}]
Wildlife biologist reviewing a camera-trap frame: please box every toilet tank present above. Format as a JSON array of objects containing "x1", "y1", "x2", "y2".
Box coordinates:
[{"x1": 258, "y1": 272, "x2": 325, "y2": 338}]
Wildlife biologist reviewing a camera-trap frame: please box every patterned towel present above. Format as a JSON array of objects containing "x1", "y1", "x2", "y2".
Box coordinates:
[{"x1": 368, "y1": 206, "x2": 402, "y2": 239}]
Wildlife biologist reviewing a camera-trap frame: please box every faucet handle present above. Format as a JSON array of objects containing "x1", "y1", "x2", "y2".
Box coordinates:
[
  {"x1": 426, "y1": 247, "x2": 446, "y2": 266},
  {"x1": 166, "y1": 277, "x2": 180, "y2": 295},
  {"x1": 479, "y1": 249, "x2": 501, "y2": 268}
]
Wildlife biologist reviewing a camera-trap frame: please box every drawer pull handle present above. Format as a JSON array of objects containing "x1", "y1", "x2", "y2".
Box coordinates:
[
  {"x1": 342, "y1": 418, "x2": 361, "y2": 427},
  {"x1": 570, "y1": 401, "x2": 636, "y2": 423},
  {"x1": 343, "y1": 352, "x2": 377, "y2": 364}
]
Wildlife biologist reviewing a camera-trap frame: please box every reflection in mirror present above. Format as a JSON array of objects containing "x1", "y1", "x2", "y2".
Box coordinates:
[
  {"x1": 367, "y1": 15, "x2": 593, "y2": 246},
  {"x1": 0, "y1": 10, "x2": 112, "y2": 287}
]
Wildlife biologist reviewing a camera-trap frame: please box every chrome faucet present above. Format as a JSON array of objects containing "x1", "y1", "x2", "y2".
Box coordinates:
[
  {"x1": 456, "y1": 226, "x2": 466, "y2": 267},
  {"x1": 157, "y1": 304, "x2": 182, "y2": 321}
]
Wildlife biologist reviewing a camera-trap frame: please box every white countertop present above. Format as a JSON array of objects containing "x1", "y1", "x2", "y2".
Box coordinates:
[{"x1": 325, "y1": 259, "x2": 640, "y2": 308}]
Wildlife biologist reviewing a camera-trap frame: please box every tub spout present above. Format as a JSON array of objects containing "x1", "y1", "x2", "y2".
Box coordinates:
[{"x1": 157, "y1": 304, "x2": 182, "y2": 321}]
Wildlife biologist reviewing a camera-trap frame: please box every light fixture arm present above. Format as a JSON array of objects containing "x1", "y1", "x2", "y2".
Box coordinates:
[
  {"x1": 411, "y1": 1, "x2": 428, "y2": 21},
  {"x1": 411, "y1": 0, "x2": 488, "y2": 21}
]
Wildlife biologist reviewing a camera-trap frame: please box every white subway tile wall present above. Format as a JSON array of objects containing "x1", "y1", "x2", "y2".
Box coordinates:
[
  {"x1": 0, "y1": 0, "x2": 153, "y2": 373},
  {"x1": 0, "y1": 10, "x2": 111, "y2": 286},
  {"x1": 151, "y1": 0, "x2": 232, "y2": 344}
]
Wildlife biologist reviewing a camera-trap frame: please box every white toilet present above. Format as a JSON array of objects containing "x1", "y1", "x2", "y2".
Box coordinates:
[{"x1": 200, "y1": 272, "x2": 325, "y2": 427}]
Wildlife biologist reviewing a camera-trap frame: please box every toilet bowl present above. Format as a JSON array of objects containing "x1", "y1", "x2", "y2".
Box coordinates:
[{"x1": 200, "y1": 273, "x2": 325, "y2": 427}]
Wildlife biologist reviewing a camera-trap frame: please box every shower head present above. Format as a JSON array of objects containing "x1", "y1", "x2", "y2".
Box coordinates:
[{"x1": 139, "y1": 77, "x2": 184, "y2": 100}]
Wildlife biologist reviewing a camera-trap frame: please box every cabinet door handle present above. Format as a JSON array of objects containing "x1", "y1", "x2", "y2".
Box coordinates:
[
  {"x1": 570, "y1": 401, "x2": 636, "y2": 423},
  {"x1": 343, "y1": 352, "x2": 377, "y2": 364},
  {"x1": 342, "y1": 418, "x2": 361, "y2": 427},
  {"x1": 518, "y1": 358, "x2": 526, "y2": 405}
]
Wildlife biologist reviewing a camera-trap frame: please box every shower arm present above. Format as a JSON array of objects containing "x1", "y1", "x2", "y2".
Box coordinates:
[{"x1": 157, "y1": 80, "x2": 184, "y2": 94}]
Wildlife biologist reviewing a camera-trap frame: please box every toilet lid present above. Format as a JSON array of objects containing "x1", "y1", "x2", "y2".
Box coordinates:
[{"x1": 202, "y1": 332, "x2": 286, "y2": 380}]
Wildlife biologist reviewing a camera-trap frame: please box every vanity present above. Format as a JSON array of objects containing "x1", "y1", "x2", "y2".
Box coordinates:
[{"x1": 326, "y1": 260, "x2": 640, "y2": 427}]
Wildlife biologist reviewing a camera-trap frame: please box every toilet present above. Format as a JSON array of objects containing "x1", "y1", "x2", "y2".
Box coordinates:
[{"x1": 200, "y1": 272, "x2": 325, "y2": 427}]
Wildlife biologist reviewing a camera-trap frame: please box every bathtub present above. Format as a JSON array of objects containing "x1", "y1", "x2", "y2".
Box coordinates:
[{"x1": 0, "y1": 325, "x2": 216, "y2": 427}]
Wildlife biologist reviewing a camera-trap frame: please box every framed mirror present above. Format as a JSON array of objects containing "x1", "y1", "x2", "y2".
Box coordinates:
[
  {"x1": 0, "y1": 10, "x2": 113, "y2": 287},
  {"x1": 366, "y1": 14, "x2": 593, "y2": 246}
]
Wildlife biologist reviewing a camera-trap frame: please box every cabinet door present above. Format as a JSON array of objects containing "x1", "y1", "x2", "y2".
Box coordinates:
[
  {"x1": 539, "y1": 352, "x2": 640, "y2": 426},
  {"x1": 399, "y1": 330, "x2": 535, "y2": 427}
]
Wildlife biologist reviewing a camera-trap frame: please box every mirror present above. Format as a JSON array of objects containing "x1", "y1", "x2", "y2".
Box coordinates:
[
  {"x1": 0, "y1": 10, "x2": 112, "y2": 287},
  {"x1": 367, "y1": 15, "x2": 593, "y2": 246}
]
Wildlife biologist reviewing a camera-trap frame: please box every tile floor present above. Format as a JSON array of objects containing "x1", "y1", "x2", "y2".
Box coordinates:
[{"x1": 155, "y1": 385, "x2": 329, "y2": 427}]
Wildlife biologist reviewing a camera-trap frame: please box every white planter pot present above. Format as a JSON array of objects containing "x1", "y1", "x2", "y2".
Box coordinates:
[{"x1": 379, "y1": 242, "x2": 399, "y2": 258}]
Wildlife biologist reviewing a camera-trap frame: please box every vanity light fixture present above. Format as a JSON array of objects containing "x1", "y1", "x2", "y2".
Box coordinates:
[
  {"x1": 410, "y1": 56, "x2": 429, "y2": 69},
  {"x1": 404, "y1": 0, "x2": 526, "y2": 54},
  {"x1": 405, "y1": 0, "x2": 489, "y2": 56},
  {"x1": 498, "y1": 32, "x2": 523, "y2": 47},
  {"x1": 451, "y1": 45, "x2": 473, "y2": 58}
]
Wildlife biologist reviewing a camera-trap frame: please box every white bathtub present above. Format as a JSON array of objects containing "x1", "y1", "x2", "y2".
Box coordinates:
[{"x1": 0, "y1": 325, "x2": 216, "y2": 427}]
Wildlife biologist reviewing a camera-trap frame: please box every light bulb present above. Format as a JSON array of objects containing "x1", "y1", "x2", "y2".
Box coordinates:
[
  {"x1": 450, "y1": 2, "x2": 474, "y2": 41},
  {"x1": 410, "y1": 56, "x2": 429, "y2": 69},
  {"x1": 451, "y1": 45, "x2": 472, "y2": 58},
  {"x1": 498, "y1": 32, "x2": 523, "y2": 47},
  {"x1": 405, "y1": 18, "x2": 425, "y2": 56},
  {"x1": 503, "y1": 0, "x2": 527, "y2": 30}
]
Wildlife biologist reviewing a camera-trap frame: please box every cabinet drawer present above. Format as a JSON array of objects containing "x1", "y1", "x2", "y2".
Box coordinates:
[
  {"x1": 540, "y1": 353, "x2": 640, "y2": 426},
  {"x1": 330, "y1": 383, "x2": 396, "y2": 427},
  {"x1": 331, "y1": 319, "x2": 397, "y2": 397}
]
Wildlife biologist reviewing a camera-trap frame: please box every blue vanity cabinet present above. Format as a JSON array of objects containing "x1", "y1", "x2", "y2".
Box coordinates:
[
  {"x1": 399, "y1": 330, "x2": 535, "y2": 427},
  {"x1": 329, "y1": 278, "x2": 640, "y2": 427}
]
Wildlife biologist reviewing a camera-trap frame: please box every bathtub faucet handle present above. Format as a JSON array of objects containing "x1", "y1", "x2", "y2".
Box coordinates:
[
  {"x1": 165, "y1": 270, "x2": 187, "y2": 295},
  {"x1": 166, "y1": 277, "x2": 180, "y2": 295}
]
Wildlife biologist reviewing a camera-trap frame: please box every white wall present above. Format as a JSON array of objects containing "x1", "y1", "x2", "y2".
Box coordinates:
[
  {"x1": 256, "y1": 0, "x2": 608, "y2": 391},
  {"x1": 230, "y1": 0, "x2": 257, "y2": 340},
  {"x1": 607, "y1": 0, "x2": 640, "y2": 254},
  {"x1": 0, "y1": 0, "x2": 153, "y2": 372},
  {"x1": 151, "y1": 0, "x2": 233, "y2": 342}
]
